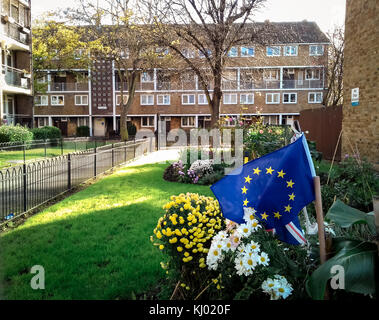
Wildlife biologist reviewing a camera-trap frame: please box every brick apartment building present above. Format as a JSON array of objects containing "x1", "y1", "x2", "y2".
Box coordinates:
[
  {"x1": 33, "y1": 21, "x2": 329, "y2": 137},
  {"x1": 342, "y1": 0, "x2": 378, "y2": 165},
  {"x1": 0, "y1": 0, "x2": 33, "y2": 126}
]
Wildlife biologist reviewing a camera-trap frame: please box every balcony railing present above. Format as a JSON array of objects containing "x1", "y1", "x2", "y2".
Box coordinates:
[
  {"x1": 2, "y1": 21, "x2": 30, "y2": 45},
  {"x1": 49, "y1": 82, "x2": 89, "y2": 91},
  {"x1": 282, "y1": 79, "x2": 323, "y2": 89},
  {"x1": 2, "y1": 65, "x2": 31, "y2": 89},
  {"x1": 114, "y1": 78, "x2": 323, "y2": 92},
  {"x1": 156, "y1": 81, "x2": 171, "y2": 91}
]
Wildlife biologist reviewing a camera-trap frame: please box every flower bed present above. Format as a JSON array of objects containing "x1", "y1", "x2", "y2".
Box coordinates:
[
  {"x1": 163, "y1": 149, "x2": 229, "y2": 185},
  {"x1": 152, "y1": 194, "x2": 314, "y2": 300}
]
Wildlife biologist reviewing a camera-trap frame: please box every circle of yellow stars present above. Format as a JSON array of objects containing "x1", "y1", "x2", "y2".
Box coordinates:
[{"x1": 241, "y1": 166, "x2": 296, "y2": 221}]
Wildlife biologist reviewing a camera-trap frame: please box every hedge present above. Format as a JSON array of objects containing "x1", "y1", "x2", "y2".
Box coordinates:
[
  {"x1": 0, "y1": 124, "x2": 34, "y2": 143},
  {"x1": 31, "y1": 126, "x2": 62, "y2": 140}
]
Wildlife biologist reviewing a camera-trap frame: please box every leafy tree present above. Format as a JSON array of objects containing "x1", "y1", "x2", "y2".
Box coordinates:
[{"x1": 32, "y1": 15, "x2": 93, "y2": 95}]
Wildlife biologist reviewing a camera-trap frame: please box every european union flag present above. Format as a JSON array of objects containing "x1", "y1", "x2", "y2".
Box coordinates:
[{"x1": 210, "y1": 134, "x2": 316, "y2": 245}]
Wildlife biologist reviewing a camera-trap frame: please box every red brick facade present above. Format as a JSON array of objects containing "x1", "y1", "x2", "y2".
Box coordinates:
[{"x1": 33, "y1": 22, "x2": 329, "y2": 137}]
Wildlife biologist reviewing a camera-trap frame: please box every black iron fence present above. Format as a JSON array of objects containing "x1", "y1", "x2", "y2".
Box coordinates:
[
  {"x1": 0, "y1": 138, "x2": 120, "y2": 168},
  {"x1": 0, "y1": 138, "x2": 154, "y2": 223}
]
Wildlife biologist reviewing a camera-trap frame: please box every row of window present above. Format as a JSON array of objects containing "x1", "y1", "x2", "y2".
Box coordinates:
[
  {"x1": 34, "y1": 95, "x2": 88, "y2": 106},
  {"x1": 35, "y1": 92, "x2": 323, "y2": 107},
  {"x1": 140, "y1": 114, "x2": 294, "y2": 128},
  {"x1": 138, "y1": 92, "x2": 323, "y2": 105},
  {"x1": 178, "y1": 45, "x2": 325, "y2": 59}
]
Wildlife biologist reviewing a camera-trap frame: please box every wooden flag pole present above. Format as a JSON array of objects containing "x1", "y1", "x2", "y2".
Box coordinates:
[{"x1": 313, "y1": 176, "x2": 327, "y2": 264}]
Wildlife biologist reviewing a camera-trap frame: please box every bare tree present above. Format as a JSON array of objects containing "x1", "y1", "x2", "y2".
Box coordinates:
[
  {"x1": 68, "y1": 0, "x2": 174, "y2": 141},
  {"x1": 324, "y1": 26, "x2": 344, "y2": 107},
  {"x1": 145, "y1": 0, "x2": 267, "y2": 128}
]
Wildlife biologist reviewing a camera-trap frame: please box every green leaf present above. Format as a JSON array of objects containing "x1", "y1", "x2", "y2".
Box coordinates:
[
  {"x1": 306, "y1": 239, "x2": 377, "y2": 299},
  {"x1": 325, "y1": 200, "x2": 376, "y2": 235}
]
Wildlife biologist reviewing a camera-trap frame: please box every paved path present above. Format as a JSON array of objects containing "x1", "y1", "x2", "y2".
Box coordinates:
[{"x1": 124, "y1": 148, "x2": 182, "y2": 166}]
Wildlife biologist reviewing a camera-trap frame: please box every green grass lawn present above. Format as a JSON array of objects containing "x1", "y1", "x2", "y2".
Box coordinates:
[
  {"x1": 0, "y1": 147, "x2": 76, "y2": 168},
  {"x1": 0, "y1": 162, "x2": 213, "y2": 300},
  {"x1": 0, "y1": 141, "x2": 112, "y2": 169}
]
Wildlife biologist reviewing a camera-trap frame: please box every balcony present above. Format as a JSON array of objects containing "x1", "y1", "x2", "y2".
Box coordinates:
[
  {"x1": 282, "y1": 79, "x2": 323, "y2": 89},
  {"x1": 2, "y1": 65, "x2": 31, "y2": 90},
  {"x1": 1, "y1": 19, "x2": 30, "y2": 48},
  {"x1": 156, "y1": 81, "x2": 171, "y2": 91},
  {"x1": 49, "y1": 82, "x2": 89, "y2": 91}
]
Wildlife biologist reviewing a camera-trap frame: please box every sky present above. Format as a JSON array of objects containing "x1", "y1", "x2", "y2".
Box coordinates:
[{"x1": 31, "y1": 0, "x2": 346, "y2": 34}]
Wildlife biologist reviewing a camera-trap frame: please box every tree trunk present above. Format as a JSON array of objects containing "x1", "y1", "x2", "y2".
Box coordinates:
[{"x1": 120, "y1": 71, "x2": 138, "y2": 141}]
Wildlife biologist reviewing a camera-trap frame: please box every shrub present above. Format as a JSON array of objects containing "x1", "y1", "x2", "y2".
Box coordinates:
[
  {"x1": 242, "y1": 116, "x2": 293, "y2": 159},
  {"x1": 163, "y1": 163, "x2": 180, "y2": 182},
  {"x1": 320, "y1": 156, "x2": 379, "y2": 212},
  {"x1": 0, "y1": 124, "x2": 33, "y2": 143},
  {"x1": 152, "y1": 193, "x2": 225, "y2": 299},
  {"x1": 31, "y1": 126, "x2": 61, "y2": 140},
  {"x1": 76, "y1": 125, "x2": 90, "y2": 137}
]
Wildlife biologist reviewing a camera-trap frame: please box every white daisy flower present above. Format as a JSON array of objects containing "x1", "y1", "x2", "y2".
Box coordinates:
[
  {"x1": 206, "y1": 244, "x2": 223, "y2": 270},
  {"x1": 243, "y1": 207, "x2": 257, "y2": 223},
  {"x1": 261, "y1": 275, "x2": 293, "y2": 300},
  {"x1": 234, "y1": 255, "x2": 248, "y2": 276},
  {"x1": 246, "y1": 240, "x2": 261, "y2": 253},
  {"x1": 257, "y1": 252, "x2": 270, "y2": 266},
  {"x1": 250, "y1": 218, "x2": 261, "y2": 232},
  {"x1": 236, "y1": 223, "x2": 252, "y2": 238}
]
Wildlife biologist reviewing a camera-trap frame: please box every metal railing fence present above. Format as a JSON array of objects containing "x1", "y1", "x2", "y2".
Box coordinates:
[{"x1": 0, "y1": 138, "x2": 153, "y2": 223}]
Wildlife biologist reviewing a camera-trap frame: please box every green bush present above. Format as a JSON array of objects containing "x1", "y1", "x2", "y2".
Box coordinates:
[
  {"x1": 76, "y1": 125, "x2": 90, "y2": 137},
  {"x1": 243, "y1": 118, "x2": 293, "y2": 159},
  {"x1": 0, "y1": 124, "x2": 33, "y2": 143},
  {"x1": 320, "y1": 156, "x2": 379, "y2": 213},
  {"x1": 31, "y1": 126, "x2": 62, "y2": 140}
]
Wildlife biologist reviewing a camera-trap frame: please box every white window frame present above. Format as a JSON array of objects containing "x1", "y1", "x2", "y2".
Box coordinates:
[
  {"x1": 266, "y1": 93, "x2": 280, "y2": 104},
  {"x1": 34, "y1": 95, "x2": 48, "y2": 106},
  {"x1": 140, "y1": 94, "x2": 154, "y2": 105},
  {"x1": 77, "y1": 117, "x2": 88, "y2": 127},
  {"x1": 141, "y1": 71, "x2": 154, "y2": 83},
  {"x1": 283, "y1": 45, "x2": 298, "y2": 56},
  {"x1": 223, "y1": 93, "x2": 237, "y2": 105},
  {"x1": 263, "y1": 70, "x2": 279, "y2": 80},
  {"x1": 283, "y1": 93, "x2": 297, "y2": 104},
  {"x1": 266, "y1": 46, "x2": 281, "y2": 56},
  {"x1": 227, "y1": 47, "x2": 238, "y2": 57},
  {"x1": 116, "y1": 94, "x2": 129, "y2": 105},
  {"x1": 241, "y1": 47, "x2": 255, "y2": 57},
  {"x1": 37, "y1": 117, "x2": 49, "y2": 128},
  {"x1": 74, "y1": 95, "x2": 88, "y2": 106},
  {"x1": 141, "y1": 116, "x2": 154, "y2": 127},
  {"x1": 181, "y1": 116, "x2": 196, "y2": 127},
  {"x1": 308, "y1": 92, "x2": 323, "y2": 104},
  {"x1": 198, "y1": 93, "x2": 211, "y2": 105},
  {"x1": 51, "y1": 95, "x2": 64, "y2": 106},
  {"x1": 181, "y1": 94, "x2": 195, "y2": 105},
  {"x1": 309, "y1": 45, "x2": 324, "y2": 56},
  {"x1": 305, "y1": 69, "x2": 321, "y2": 80},
  {"x1": 157, "y1": 94, "x2": 170, "y2": 105},
  {"x1": 240, "y1": 93, "x2": 254, "y2": 105}
]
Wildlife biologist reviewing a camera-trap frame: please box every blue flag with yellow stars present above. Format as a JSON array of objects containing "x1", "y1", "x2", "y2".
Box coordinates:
[{"x1": 210, "y1": 134, "x2": 316, "y2": 245}]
